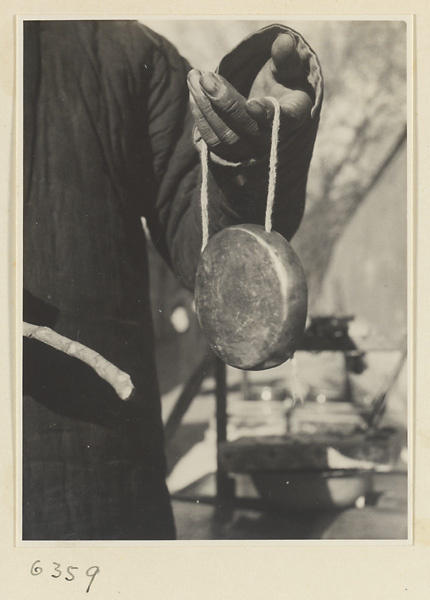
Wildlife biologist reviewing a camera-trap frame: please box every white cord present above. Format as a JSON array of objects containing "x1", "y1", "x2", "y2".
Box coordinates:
[
  {"x1": 264, "y1": 96, "x2": 281, "y2": 233},
  {"x1": 200, "y1": 141, "x2": 210, "y2": 251},
  {"x1": 199, "y1": 95, "x2": 282, "y2": 250}
]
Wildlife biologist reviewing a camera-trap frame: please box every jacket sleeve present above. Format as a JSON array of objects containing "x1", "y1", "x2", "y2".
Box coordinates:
[{"x1": 140, "y1": 23, "x2": 323, "y2": 290}]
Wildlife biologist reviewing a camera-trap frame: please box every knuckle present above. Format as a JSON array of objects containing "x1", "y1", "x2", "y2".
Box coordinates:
[
  {"x1": 218, "y1": 129, "x2": 240, "y2": 145},
  {"x1": 199, "y1": 126, "x2": 220, "y2": 147}
]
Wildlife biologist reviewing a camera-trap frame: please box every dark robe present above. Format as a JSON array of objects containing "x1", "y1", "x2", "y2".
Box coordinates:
[{"x1": 22, "y1": 20, "x2": 322, "y2": 540}]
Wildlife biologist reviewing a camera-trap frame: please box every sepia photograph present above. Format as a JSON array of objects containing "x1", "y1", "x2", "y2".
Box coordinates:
[{"x1": 20, "y1": 17, "x2": 409, "y2": 544}]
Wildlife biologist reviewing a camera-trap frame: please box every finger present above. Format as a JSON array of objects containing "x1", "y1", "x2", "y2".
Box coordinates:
[
  {"x1": 188, "y1": 69, "x2": 240, "y2": 146},
  {"x1": 189, "y1": 80, "x2": 254, "y2": 159},
  {"x1": 270, "y1": 33, "x2": 307, "y2": 86},
  {"x1": 199, "y1": 72, "x2": 261, "y2": 141},
  {"x1": 189, "y1": 93, "x2": 222, "y2": 148},
  {"x1": 189, "y1": 71, "x2": 262, "y2": 160},
  {"x1": 246, "y1": 91, "x2": 312, "y2": 134}
]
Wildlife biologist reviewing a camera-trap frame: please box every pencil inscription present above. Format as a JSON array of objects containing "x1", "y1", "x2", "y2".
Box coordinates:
[{"x1": 30, "y1": 560, "x2": 100, "y2": 593}]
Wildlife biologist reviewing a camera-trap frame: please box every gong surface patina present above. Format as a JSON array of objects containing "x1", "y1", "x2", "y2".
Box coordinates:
[{"x1": 195, "y1": 224, "x2": 308, "y2": 370}]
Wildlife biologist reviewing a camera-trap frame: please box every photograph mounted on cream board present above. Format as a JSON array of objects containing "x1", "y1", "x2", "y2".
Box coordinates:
[{"x1": 1, "y1": 2, "x2": 429, "y2": 599}]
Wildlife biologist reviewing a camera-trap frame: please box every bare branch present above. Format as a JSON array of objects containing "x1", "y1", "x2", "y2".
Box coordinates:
[{"x1": 23, "y1": 322, "x2": 135, "y2": 401}]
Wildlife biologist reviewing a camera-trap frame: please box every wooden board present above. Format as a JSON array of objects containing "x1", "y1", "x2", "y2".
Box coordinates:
[{"x1": 218, "y1": 428, "x2": 404, "y2": 472}]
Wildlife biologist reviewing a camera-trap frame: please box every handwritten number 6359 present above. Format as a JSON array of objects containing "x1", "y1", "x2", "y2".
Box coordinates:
[{"x1": 30, "y1": 560, "x2": 100, "y2": 593}]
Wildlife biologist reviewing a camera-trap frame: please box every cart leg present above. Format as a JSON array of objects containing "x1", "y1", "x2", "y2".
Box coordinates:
[{"x1": 215, "y1": 357, "x2": 235, "y2": 501}]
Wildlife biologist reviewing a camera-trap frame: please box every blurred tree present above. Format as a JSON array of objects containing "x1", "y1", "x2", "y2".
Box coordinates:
[{"x1": 291, "y1": 21, "x2": 407, "y2": 307}]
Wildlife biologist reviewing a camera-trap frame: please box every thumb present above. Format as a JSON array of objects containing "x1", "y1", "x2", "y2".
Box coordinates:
[{"x1": 271, "y1": 33, "x2": 306, "y2": 85}]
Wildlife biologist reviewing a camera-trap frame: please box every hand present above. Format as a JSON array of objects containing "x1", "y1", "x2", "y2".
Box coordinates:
[{"x1": 187, "y1": 33, "x2": 314, "y2": 162}]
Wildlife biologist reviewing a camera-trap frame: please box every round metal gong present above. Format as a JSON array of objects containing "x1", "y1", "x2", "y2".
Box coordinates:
[{"x1": 195, "y1": 224, "x2": 308, "y2": 370}]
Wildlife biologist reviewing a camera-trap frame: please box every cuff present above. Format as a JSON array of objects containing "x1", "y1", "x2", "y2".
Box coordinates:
[
  {"x1": 217, "y1": 23, "x2": 323, "y2": 120},
  {"x1": 192, "y1": 23, "x2": 324, "y2": 166}
]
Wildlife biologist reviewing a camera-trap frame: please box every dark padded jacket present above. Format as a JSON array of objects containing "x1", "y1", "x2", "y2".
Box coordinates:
[{"x1": 22, "y1": 20, "x2": 323, "y2": 540}]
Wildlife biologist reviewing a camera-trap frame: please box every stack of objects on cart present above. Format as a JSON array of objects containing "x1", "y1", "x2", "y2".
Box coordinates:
[{"x1": 218, "y1": 316, "x2": 406, "y2": 511}]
